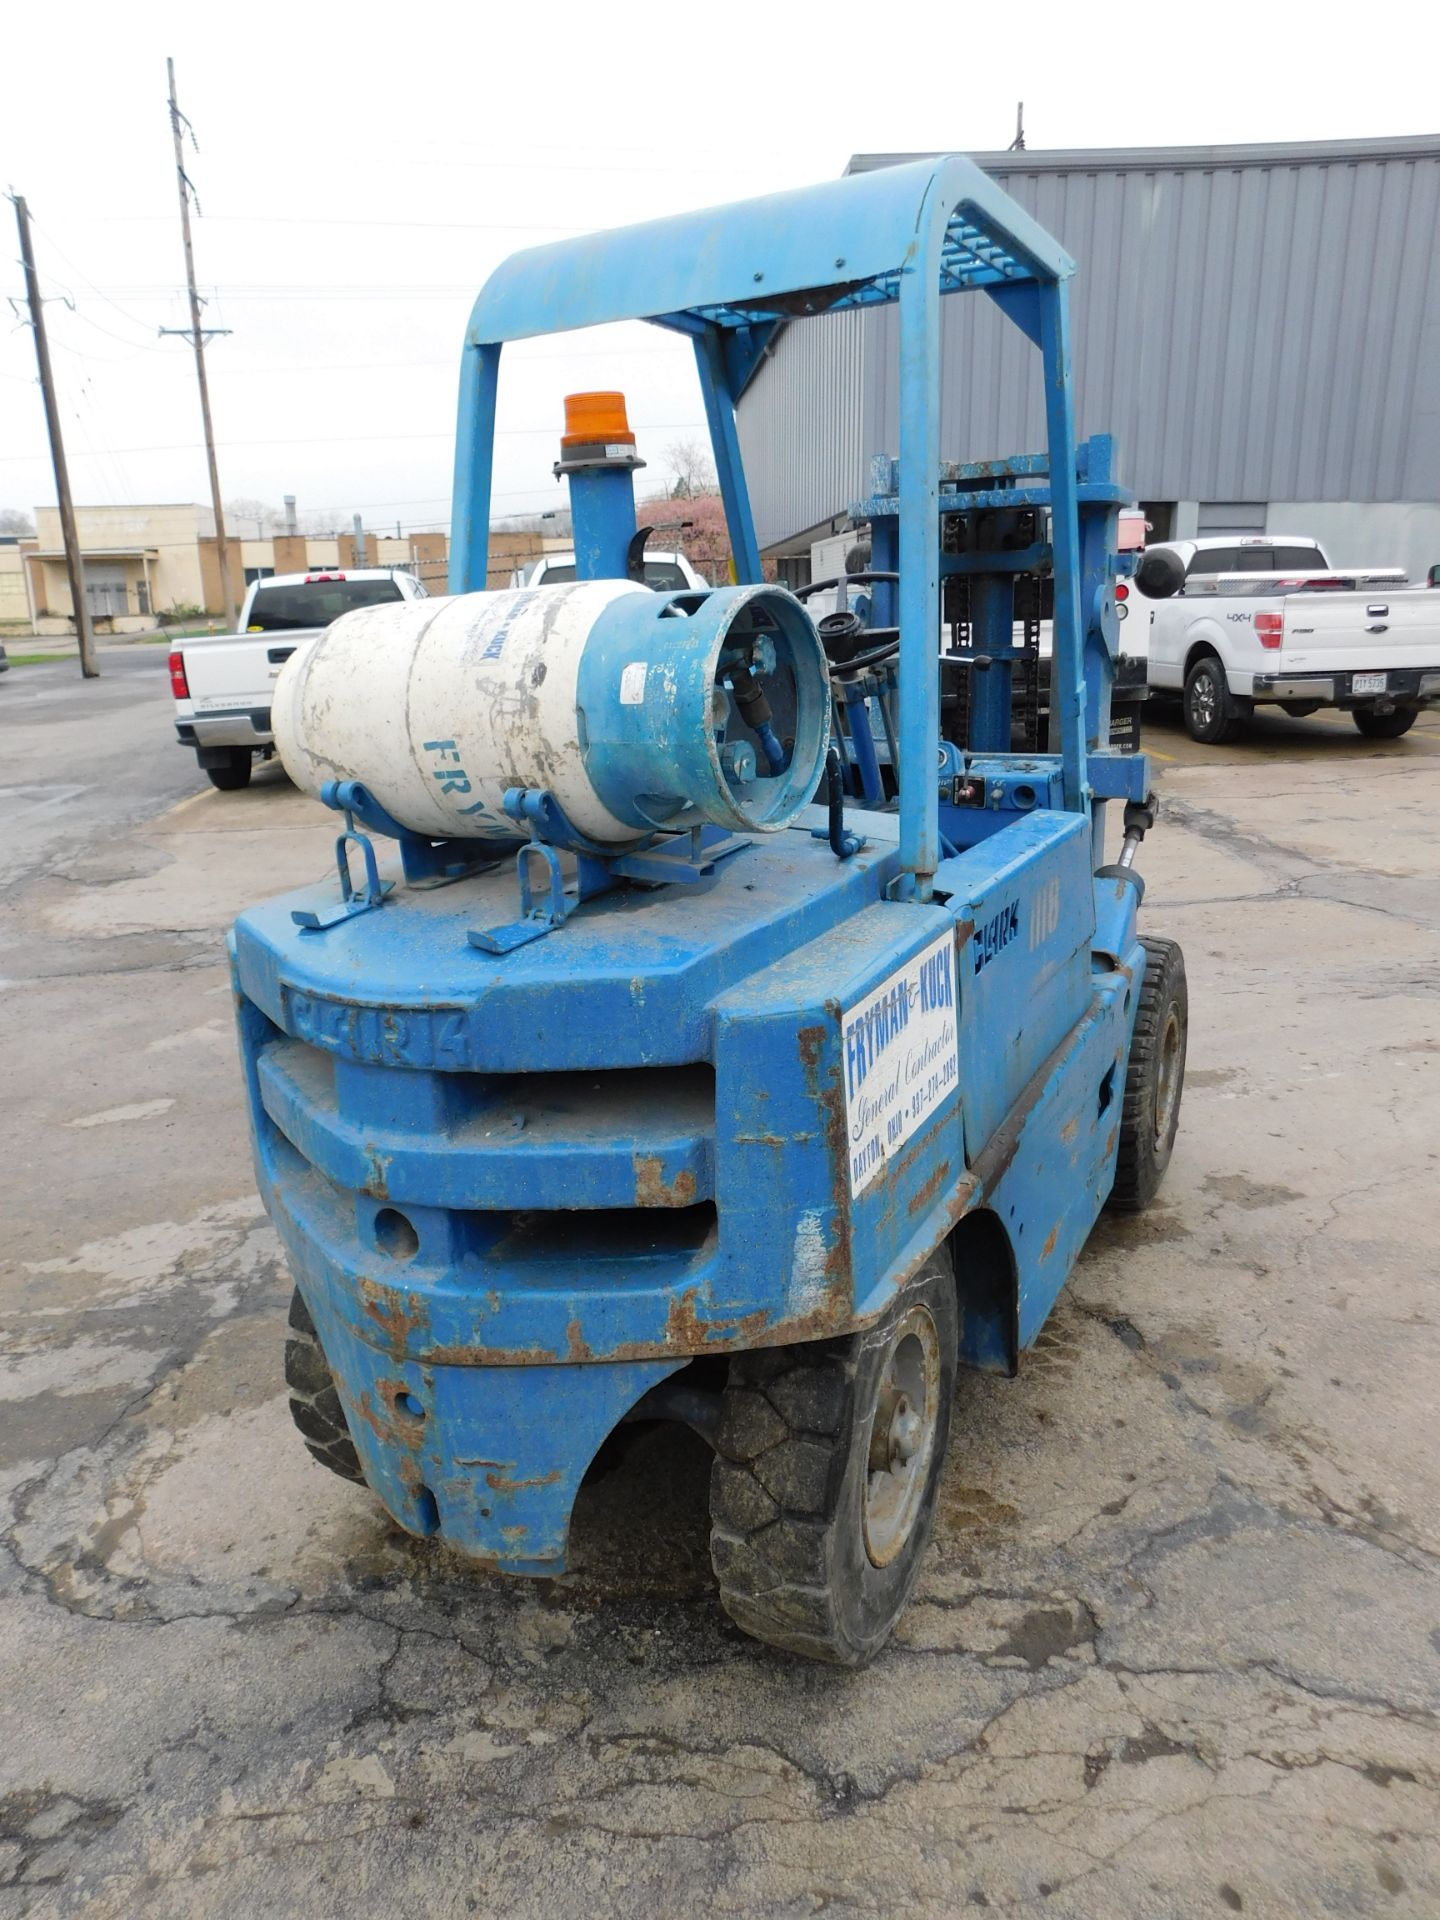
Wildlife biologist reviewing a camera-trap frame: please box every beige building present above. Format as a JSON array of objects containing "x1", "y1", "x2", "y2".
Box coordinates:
[
  {"x1": 23, "y1": 504, "x2": 215, "y2": 634},
  {"x1": 0, "y1": 542, "x2": 29, "y2": 623},
  {"x1": 10, "y1": 507, "x2": 567, "y2": 635}
]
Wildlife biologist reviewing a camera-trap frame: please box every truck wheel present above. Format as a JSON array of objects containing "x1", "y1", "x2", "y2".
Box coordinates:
[
  {"x1": 285, "y1": 1289, "x2": 365, "y2": 1484},
  {"x1": 1183, "y1": 656, "x2": 1239, "y2": 744},
  {"x1": 1352, "y1": 707, "x2": 1416, "y2": 740},
  {"x1": 709, "y1": 1255, "x2": 957, "y2": 1666},
  {"x1": 205, "y1": 749, "x2": 253, "y2": 791},
  {"x1": 1109, "y1": 936, "x2": 1188, "y2": 1214}
]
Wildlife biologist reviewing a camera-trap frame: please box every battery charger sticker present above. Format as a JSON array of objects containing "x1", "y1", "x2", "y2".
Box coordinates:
[{"x1": 841, "y1": 928, "x2": 959, "y2": 1194}]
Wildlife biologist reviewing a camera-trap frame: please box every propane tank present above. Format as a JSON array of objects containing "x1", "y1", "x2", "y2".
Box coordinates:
[{"x1": 273, "y1": 578, "x2": 830, "y2": 845}]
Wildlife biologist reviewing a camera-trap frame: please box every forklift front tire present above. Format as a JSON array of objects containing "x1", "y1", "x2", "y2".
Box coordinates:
[
  {"x1": 1108, "y1": 936, "x2": 1188, "y2": 1214},
  {"x1": 709, "y1": 1254, "x2": 957, "y2": 1666},
  {"x1": 285, "y1": 1289, "x2": 366, "y2": 1485}
]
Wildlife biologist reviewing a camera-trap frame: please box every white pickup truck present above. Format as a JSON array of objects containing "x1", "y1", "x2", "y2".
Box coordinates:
[
  {"x1": 515, "y1": 548, "x2": 708, "y2": 591},
  {"x1": 1132, "y1": 534, "x2": 1440, "y2": 743},
  {"x1": 169, "y1": 568, "x2": 430, "y2": 789}
]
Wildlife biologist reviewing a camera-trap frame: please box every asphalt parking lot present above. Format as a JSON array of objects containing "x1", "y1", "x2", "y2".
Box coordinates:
[{"x1": 2, "y1": 650, "x2": 1438, "y2": 1918}]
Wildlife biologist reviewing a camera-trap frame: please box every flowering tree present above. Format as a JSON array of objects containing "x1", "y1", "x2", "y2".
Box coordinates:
[
  {"x1": 636, "y1": 490, "x2": 731, "y2": 583},
  {"x1": 636, "y1": 489, "x2": 778, "y2": 585}
]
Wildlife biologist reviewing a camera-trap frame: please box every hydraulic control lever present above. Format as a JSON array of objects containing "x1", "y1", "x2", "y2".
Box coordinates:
[
  {"x1": 1096, "y1": 794, "x2": 1157, "y2": 898},
  {"x1": 1116, "y1": 795, "x2": 1157, "y2": 870}
]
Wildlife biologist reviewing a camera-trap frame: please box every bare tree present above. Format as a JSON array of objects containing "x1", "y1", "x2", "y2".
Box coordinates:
[
  {"x1": 225, "y1": 497, "x2": 286, "y2": 537},
  {"x1": 0, "y1": 508, "x2": 36, "y2": 536},
  {"x1": 663, "y1": 436, "x2": 716, "y2": 500}
]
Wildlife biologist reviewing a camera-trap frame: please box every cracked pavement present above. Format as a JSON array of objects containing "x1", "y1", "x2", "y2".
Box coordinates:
[{"x1": 2, "y1": 657, "x2": 1438, "y2": 1917}]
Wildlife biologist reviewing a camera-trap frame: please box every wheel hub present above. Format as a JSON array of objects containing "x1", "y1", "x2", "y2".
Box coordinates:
[
  {"x1": 1154, "y1": 1004, "x2": 1182, "y2": 1146},
  {"x1": 862, "y1": 1305, "x2": 942, "y2": 1568}
]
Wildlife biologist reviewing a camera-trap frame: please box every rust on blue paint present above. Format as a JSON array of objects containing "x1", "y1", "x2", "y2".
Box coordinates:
[{"x1": 233, "y1": 154, "x2": 1162, "y2": 1578}]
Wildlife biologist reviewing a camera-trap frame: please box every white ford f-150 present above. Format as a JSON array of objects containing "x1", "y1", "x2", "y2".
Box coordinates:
[
  {"x1": 169, "y1": 568, "x2": 430, "y2": 789},
  {"x1": 1130, "y1": 534, "x2": 1440, "y2": 743}
]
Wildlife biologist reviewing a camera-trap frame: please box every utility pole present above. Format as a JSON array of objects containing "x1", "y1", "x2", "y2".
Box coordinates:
[
  {"x1": 162, "y1": 57, "x2": 236, "y2": 629},
  {"x1": 1009, "y1": 102, "x2": 1026, "y2": 152},
  {"x1": 9, "y1": 193, "x2": 98, "y2": 678}
]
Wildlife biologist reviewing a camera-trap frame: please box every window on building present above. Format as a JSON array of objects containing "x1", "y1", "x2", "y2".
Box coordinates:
[
  {"x1": 1196, "y1": 502, "x2": 1267, "y2": 535},
  {"x1": 244, "y1": 566, "x2": 275, "y2": 587}
]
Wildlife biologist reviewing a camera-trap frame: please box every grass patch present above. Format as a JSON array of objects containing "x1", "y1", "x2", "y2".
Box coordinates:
[{"x1": 4, "y1": 652, "x2": 61, "y2": 667}]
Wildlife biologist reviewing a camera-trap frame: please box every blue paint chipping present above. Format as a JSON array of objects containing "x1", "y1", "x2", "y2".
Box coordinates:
[{"x1": 233, "y1": 155, "x2": 1171, "y2": 1590}]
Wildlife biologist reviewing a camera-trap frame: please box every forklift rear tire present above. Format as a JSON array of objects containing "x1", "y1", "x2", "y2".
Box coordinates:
[
  {"x1": 285, "y1": 1288, "x2": 366, "y2": 1484},
  {"x1": 205, "y1": 749, "x2": 253, "y2": 791},
  {"x1": 1183, "y1": 656, "x2": 1241, "y2": 744},
  {"x1": 708, "y1": 1254, "x2": 957, "y2": 1666},
  {"x1": 1108, "y1": 937, "x2": 1187, "y2": 1214},
  {"x1": 1351, "y1": 707, "x2": 1416, "y2": 739}
]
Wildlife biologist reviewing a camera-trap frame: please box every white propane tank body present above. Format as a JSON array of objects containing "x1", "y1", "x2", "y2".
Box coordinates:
[
  {"x1": 274, "y1": 580, "x2": 649, "y2": 844},
  {"x1": 273, "y1": 578, "x2": 831, "y2": 846}
]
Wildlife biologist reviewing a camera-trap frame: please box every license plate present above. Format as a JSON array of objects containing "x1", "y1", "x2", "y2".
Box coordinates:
[{"x1": 1353, "y1": 671, "x2": 1388, "y2": 695}]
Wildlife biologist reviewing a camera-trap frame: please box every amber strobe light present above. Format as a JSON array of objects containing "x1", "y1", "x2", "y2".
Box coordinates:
[{"x1": 561, "y1": 391, "x2": 636, "y2": 449}]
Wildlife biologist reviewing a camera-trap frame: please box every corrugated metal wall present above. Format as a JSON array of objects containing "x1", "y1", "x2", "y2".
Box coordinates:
[
  {"x1": 737, "y1": 140, "x2": 1440, "y2": 550},
  {"x1": 738, "y1": 307, "x2": 868, "y2": 555}
]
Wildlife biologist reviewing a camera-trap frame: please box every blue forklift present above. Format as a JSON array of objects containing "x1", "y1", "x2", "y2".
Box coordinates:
[{"x1": 233, "y1": 155, "x2": 1187, "y2": 1664}]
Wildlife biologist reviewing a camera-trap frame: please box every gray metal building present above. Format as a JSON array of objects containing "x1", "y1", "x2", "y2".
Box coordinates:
[{"x1": 735, "y1": 136, "x2": 1440, "y2": 583}]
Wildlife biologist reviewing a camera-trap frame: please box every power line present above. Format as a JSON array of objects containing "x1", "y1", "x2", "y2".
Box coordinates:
[
  {"x1": 44, "y1": 281, "x2": 482, "y2": 298},
  {"x1": 25, "y1": 215, "x2": 169, "y2": 339},
  {"x1": 204, "y1": 342, "x2": 691, "y2": 378},
  {"x1": 0, "y1": 418, "x2": 707, "y2": 461},
  {"x1": 52, "y1": 211, "x2": 586, "y2": 235},
  {"x1": 408, "y1": 154, "x2": 790, "y2": 179},
  {"x1": 53, "y1": 305, "x2": 176, "y2": 355}
]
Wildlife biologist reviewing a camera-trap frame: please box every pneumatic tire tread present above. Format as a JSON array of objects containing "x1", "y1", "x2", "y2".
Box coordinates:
[
  {"x1": 709, "y1": 1258, "x2": 957, "y2": 1666},
  {"x1": 285, "y1": 1288, "x2": 366, "y2": 1484},
  {"x1": 1109, "y1": 936, "x2": 1188, "y2": 1214}
]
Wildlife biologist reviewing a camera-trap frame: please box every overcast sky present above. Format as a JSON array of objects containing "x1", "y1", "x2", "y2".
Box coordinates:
[{"x1": 2, "y1": 0, "x2": 1434, "y2": 538}]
